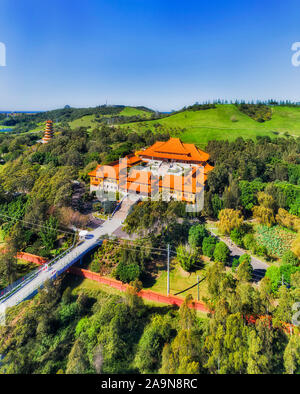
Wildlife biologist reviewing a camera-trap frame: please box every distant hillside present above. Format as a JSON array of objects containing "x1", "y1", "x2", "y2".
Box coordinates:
[
  {"x1": 4, "y1": 104, "x2": 300, "y2": 146},
  {"x1": 68, "y1": 106, "x2": 156, "y2": 130},
  {"x1": 120, "y1": 104, "x2": 300, "y2": 148},
  {"x1": 1, "y1": 105, "x2": 157, "y2": 134}
]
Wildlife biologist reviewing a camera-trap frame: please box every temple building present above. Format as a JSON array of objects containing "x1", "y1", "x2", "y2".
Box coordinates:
[
  {"x1": 89, "y1": 137, "x2": 214, "y2": 203},
  {"x1": 42, "y1": 120, "x2": 54, "y2": 144}
]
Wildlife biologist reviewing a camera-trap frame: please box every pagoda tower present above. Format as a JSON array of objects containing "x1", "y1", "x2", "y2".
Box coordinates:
[{"x1": 42, "y1": 120, "x2": 54, "y2": 143}]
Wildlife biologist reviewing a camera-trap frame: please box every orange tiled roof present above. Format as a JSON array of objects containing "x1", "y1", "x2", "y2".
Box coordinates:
[
  {"x1": 136, "y1": 138, "x2": 210, "y2": 163},
  {"x1": 88, "y1": 154, "x2": 141, "y2": 177}
]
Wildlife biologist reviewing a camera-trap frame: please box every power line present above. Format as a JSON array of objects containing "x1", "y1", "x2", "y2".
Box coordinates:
[
  {"x1": 99, "y1": 237, "x2": 170, "y2": 254},
  {"x1": 0, "y1": 212, "x2": 75, "y2": 235}
]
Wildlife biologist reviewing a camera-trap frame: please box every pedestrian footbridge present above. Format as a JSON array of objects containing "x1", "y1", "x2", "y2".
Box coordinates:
[{"x1": 0, "y1": 217, "x2": 123, "y2": 310}]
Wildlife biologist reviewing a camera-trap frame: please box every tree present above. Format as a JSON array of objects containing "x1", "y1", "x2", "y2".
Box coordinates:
[
  {"x1": 212, "y1": 194, "x2": 223, "y2": 218},
  {"x1": 282, "y1": 251, "x2": 299, "y2": 267},
  {"x1": 231, "y1": 258, "x2": 239, "y2": 272},
  {"x1": 188, "y1": 224, "x2": 208, "y2": 249},
  {"x1": 179, "y1": 295, "x2": 197, "y2": 330},
  {"x1": 236, "y1": 254, "x2": 253, "y2": 282},
  {"x1": 259, "y1": 277, "x2": 273, "y2": 314},
  {"x1": 134, "y1": 315, "x2": 173, "y2": 373},
  {"x1": 0, "y1": 246, "x2": 18, "y2": 285},
  {"x1": 205, "y1": 313, "x2": 249, "y2": 374},
  {"x1": 292, "y1": 234, "x2": 300, "y2": 259},
  {"x1": 213, "y1": 242, "x2": 230, "y2": 264},
  {"x1": 284, "y1": 335, "x2": 300, "y2": 374},
  {"x1": 160, "y1": 329, "x2": 201, "y2": 374},
  {"x1": 222, "y1": 177, "x2": 240, "y2": 209},
  {"x1": 202, "y1": 236, "x2": 217, "y2": 258},
  {"x1": 218, "y1": 209, "x2": 244, "y2": 235},
  {"x1": 39, "y1": 216, "x2": 58, "y2": 252},
  {"x1": 257, "y1": 192, "x2": 276, "y2": 210},
  {"x1": 265, "y1": 266, "x2": 281, "y2": 292},
  {"x1": 247, "y1": 330, "x2": 269, "y2": 374},
  {"x1": 62, "y1": 286, "x2": 73, "y2": 304},
  {"x1": 276, "y1": 208, "x2": 300, "y2": 232},
  {"x1": 176, "y1": 244, "x2": 198, "y2": 272},
  {"x1": 207, "y1": 261, "x2": 226, "y2": 299},
  {"x1": 252, "y1": 192, "x2": 276, "y2": 227},
  {"x1": 273, "y1": 286, "x2": 293, "y2": 326},
  {"x1": 66, "y1": 339, "x2": 91, "y2": 374},
  {"x1": 116, "y1": 261, "x2": 140, "y2": 283},
  {"x1": 230, "y1": 228, "x2": 244, "y2": 246},
  {"x1": 252, "y1": 206, "x2": 275, "y2": 227}
]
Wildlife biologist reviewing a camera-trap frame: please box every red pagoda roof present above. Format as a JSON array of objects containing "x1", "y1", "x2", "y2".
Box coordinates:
[{"x1": 136, "y1": 138, "x2": 210, "y2": 163}]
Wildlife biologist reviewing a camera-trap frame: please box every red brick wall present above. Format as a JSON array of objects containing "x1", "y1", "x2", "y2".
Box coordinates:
[
  {"x1": 0, "y1": 247, "x2": 48, "y2": 265},
  {"x1": 69, "y1": 267, "x2": 210, "y2": 313},
  {"x1": 17, "y1": 252, "x2": 47, "y2": 265}
]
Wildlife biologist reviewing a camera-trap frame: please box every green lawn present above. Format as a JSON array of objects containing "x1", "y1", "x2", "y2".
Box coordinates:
[
  {"x1": 148, "y1": 261, "x2": 209, "y2": 302},
  {"x1": 119, "y1": 107, "x2": 153, "y2": 118},
  {"x1": 68, "y1": 114, "x2": 98, "y2": 130},
  {"x1": 69, "y1": 276, "x2": 176, "y2": 308},
  {"x1": 120, "y1": 104, "x2": 300, "y2": 148}
]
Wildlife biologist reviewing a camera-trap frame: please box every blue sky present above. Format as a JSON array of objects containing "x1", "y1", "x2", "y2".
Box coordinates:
[{"x1": 0, "y1": 0, "x2": 300, "y2": 111}]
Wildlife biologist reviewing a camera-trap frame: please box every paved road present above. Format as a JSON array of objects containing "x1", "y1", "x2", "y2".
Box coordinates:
[
  {"x1": 1, "y1": 217, "x2": 122, "y2": 309},
  {"x1": 208, "y1": 227, "x2": 269, "y2": 281}
]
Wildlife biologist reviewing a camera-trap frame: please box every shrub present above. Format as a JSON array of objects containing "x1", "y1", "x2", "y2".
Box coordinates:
[
  {"x1": 232, "y1": 258, "x2": 239, "y2": 272},
  {"x1": 230, "y1": 228, "x2": 244, "y2": 246},
  {"x1": 59, "y1": 302, "x2": 78, "y2": 325},
  {"x1": 116, "y1": 261, "x2": 140, "y2": 283},
  {"x1": 253, "y1": 206, "x2": 275, "y2": 227},
  {"x1": 265, "y1": 266, "x2": 281, "y2": 292},
  {"x1": 236, "y1": 254, "x2": 253, "y2": 282},
  {"x1": 242, "y1": 233, "x2": 256, "y2": 251},
  {"x1": 255, "y1": 244, "x2": 268, "y2": 257},
  {"x1": 266, "y1": 264, "x2": 300, "y2": 292},
  {"x1": 176, "y1": 244, "x2": 198, "y2": 272},
  {"x1": 90, "y1": 259, "x2": 101, "y2": 273},
  {"x1": 282, "y1": 251, "x2": 299, "y2": 266},
  {"x1": 188, "y1": 224, "x2": 208, "y2": 249},
  {"x1": 202, "y1": 236, "x2": 217, "y2": 258},
  {"x1": 218, "y1": 209, "x2": 244, "y2": 235},
  {"x1": 62, "y1": 287, "x2": 73, "y2": 304},
  {"x1": 213, "y1": 242, "x2": 230, "y2": 263}
]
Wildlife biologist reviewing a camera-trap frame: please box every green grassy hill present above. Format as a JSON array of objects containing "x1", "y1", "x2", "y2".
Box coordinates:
[
  {"x1": 3, "y1": 105, "x2": 156, "y2": 134},
  {"x1": 68, "y1": 106, "x2": 154, "y2": 130},
  {"x1": 120, "y1": 104, "x2": 300, "y2": 148}
]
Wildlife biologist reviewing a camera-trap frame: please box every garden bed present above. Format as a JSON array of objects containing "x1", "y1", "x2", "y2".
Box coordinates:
[{"x1": 255, "y1": 224, "x2": 297, "y2": 257}]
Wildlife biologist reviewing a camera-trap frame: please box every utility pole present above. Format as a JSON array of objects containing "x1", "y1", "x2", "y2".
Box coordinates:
[
  {"x1": 197, "y1": 275, "x2": 200, "y2": 301},
  {"x1": 167, "y1": 244, "x2": 170, "y2": 296}
]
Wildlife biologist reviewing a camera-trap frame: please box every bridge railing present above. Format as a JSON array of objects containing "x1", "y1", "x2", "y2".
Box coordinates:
[
  {"x1": 0, "y1": 233, "x2": 78, "y2": 304},
  {"x1": 1, "y1": 234, "x2": 103, "y2": 307},
  {"x1": 0, "y1": 265, "x2": 42, "y2": 302}
]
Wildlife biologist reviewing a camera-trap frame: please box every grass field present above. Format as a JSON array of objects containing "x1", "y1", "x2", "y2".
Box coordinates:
[
  {"x1": 68, "y1": 106, "x2": 153, "y2": 130},
  {"x1": 119, "y1": 107, "x2": 153, "y2": 118},
  {"x1": 148, "y1": 261, "x2": 209, "y2": 301},
  {"x1": 120, "y1": 104, "x2": 300, "y2": 148},
  {"x1": 69, "y1": 276, "x2": 181, "y2": 308},
  {"x1": 68, "y1": 114, "x2": 97, "y2": 129}
]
